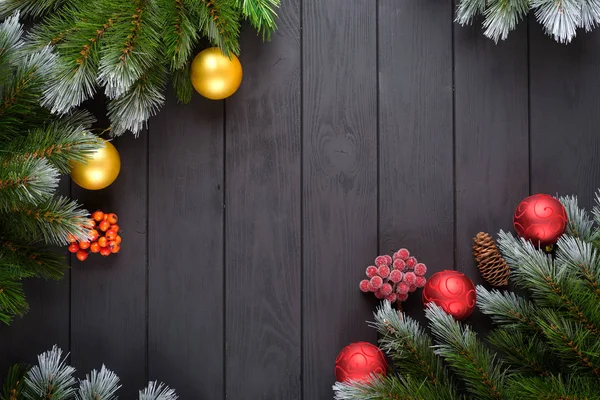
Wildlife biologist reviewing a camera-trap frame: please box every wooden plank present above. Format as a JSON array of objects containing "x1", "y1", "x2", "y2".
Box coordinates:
[
  {"x1": 70, "y1": 99, "x2": 147, "y2": 397},
  {"x1": 148, "y1": 91, "x2": 224, "y2": 398},
  {"x1": 378, "y1": 0, "x2": 453, "y2": 322},
  {"x1": 302, "y1": 0, "x2": 377, "y2": 397},
  {"x1": 530, "y1": 25, "x2": 600, "y2": 208},
  {"x1": 224, "y1": 0, "x2": 301, "y2": 397},
  {"x1": 0, "y1": 178, "x2": 70, "y2": 379},
  {"x1": 454, "y1": 23, "x2": 529, "y2": 321}
]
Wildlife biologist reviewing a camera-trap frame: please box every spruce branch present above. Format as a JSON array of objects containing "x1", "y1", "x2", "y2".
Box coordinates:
[
  {"x1": 559, "y1": 195, "x2": 594, "y2": 241},
  {"x1": 3, "y1": 195, "x2": 93, "y2": 245},
  {"x1": 476, "y1": 286, "x2": 542, "y2": 334},
  {"x1": 76, "y1": 366, "x2": 121, "y2": 400},
  {"x1": 486, "y1": 329, "x2": 554, "y2": 376},
  {"x1": 0, "y1": 239, "x2": 68, "y2": 279},
  {"x1": 370, "y1": 301, "x2": 454, "y2": 389},
  {"x1": 333, "y1": 374, "x2": 458, "y2": 400},
  {"x1": 24, "y1": 346, "x2": 76, "y2": 400},
  {"x1": 0, "y1": 363, "x2": 30, "y2": 400},
  {"x1": 426, "y1": 304, "x2": 507, "y2": 400},
  {"x1": 238, "y1": 0, "x2": 279, "y2": 40},
  {"x1": 0, "y1": 157, "x2": 59, "y2": 211},
  {"x1": 139, "y1": 382, "x2": 178, "y2": 400}
]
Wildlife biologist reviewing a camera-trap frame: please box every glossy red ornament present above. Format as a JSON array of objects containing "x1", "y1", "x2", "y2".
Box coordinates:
[
  {"x1": 335, "y1": 342, "x2": 387, "y2": 382},
  {"x1": 513, "y1": 194, "x2": 567, "y2": 247},
  {"x1": 422, "y1": 270, "x2": 476, "y2": 320}
]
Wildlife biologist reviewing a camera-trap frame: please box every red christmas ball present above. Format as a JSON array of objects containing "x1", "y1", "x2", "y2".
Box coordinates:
[
  {"x1": 334, "y1": 342, "x2": 387, "y2": 382},
  {"x1": 513, "y1": 194, "x2": 567, "y2": 247},
  {"x1": 422, "y1": 270, "x2": 476, "y2": 320}
]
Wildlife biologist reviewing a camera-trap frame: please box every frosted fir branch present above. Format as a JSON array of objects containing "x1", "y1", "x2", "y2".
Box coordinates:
[
  {"x1": 41, "y1": 57, "x2": 98, "y2": 115},
  {"x1": 426, "y1": 304, "x2": 507, "y2": 400},
  {"x1": 559, "y1": 194, "x2": 594, "y2": 241},
  {"x1": 476, "y1": 286, "x2": 541, "y2": 333},
  {"x1": 580, "y1": 0, "x2": 600, "y2": 31},
  {"x1": 482, "y1": 0, "x2": 529, "y2": 42},
  {"x1": 370, "y1": 301, "x2": 454, "y2": 389},
  {"x1": 556, "y1": 235, "x2": 600, "y2": 299},
  {"x1": 531, "y1": 0, "x2": 581, "y2": 43},
  {"x1": 139, "y1": 382, "x2": 178, "y2": 400},
  {"x1": 0, "y1": 157, "x2": 59, "y2": 211},
  {"x1": 24, "y1": 346, "x2": 76, "y2": 400},
  {"x1": 333, "y1": 374, "x2": 457, "y2": 400},
  {"x1": 0, "y1": 0, "x2": 72, "y2": 19},
  {"x1": 0, "y1": 12, "x2": 24, "y2": 74},
  {"x1": 76, "y1": 366, "x2": 121, "y2": 400},
  {"x1": 455, "y1": 0, "x2": 487, "y2": 25}
]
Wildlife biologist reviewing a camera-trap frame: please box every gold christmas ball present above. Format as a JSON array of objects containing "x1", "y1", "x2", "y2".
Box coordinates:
[
  {"x1": 70, "y1": 140, "x2": 121, "y2": 190},
  {"x1": 190, "y1": 47, "x2": 243, "y2": 100}
]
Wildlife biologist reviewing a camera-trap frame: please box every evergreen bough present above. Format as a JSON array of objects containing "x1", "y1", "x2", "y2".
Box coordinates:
[
  {"x1": 0, "y1": 0, "x2": 281, "y2": 136},
  {"x1": 333, "y1": 191, "x2": 600, "y2": 399},
  {"x1": 0, "y1": 14, "x2": 102, "y2": 325},
  {"x1": 0, "y1": 346, "x2": 178, "y2": 400}
]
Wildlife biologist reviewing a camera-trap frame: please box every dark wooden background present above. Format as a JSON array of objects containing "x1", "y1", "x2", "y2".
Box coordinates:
[{"x1": 2, "y1": 1, "x2": 600, "y2": 398}]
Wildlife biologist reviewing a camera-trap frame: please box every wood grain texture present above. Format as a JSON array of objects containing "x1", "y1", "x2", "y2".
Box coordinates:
[
  {"x1": 148, "y1": 91, "x2": 224, "y2": 399},
  {"x1": 454, "y1": 22, "x2": 528, "y2": 326},
  {"x1": 302, "y1": 0, "x2": 378, "y2": 397},
  {"x1": 530, "y1": 24, "x2": 600, "y2": 208},
  {"x1": 225, "y1": 0, "x2": 301, "y2": 397},
  {"x1": 378, "y1": 0, "x2": 453, "y2": 321},
  {"x1": 0, "y1": 177, "x2": 70, "y2": 379},
  {"x1": 70, "y1": 99, "x2": 147, "y2": 397}
]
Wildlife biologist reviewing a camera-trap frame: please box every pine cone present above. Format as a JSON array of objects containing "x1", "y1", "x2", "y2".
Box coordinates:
[{"x1": 473, "y1": 232, "x2": 510, "y2": 287}]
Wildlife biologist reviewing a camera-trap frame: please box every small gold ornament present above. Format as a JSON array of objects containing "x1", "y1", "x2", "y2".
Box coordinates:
[
  {"x1": 190, "y1": 47, "x2": 243, "y2": 100},
  {"x1": 70, "y1": 140, "x2": 121, "y2": 190}
]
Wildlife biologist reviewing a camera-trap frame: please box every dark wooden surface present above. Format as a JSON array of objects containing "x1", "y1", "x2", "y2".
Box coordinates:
[{"x1": 2, "y1": 3, "x2": 600, "y2": 399}]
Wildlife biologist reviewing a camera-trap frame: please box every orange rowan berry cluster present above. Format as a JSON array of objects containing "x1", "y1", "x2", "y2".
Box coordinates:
[{"x1": 68, "y1": 210, "x2": 122, "y2": 261}]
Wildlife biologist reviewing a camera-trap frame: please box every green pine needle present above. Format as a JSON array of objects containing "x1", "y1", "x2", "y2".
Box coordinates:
[
  {"x1": 1, "y1": 363, "x2": 30, "y2": 400},
  {"x1": 0, "y1": 157, "x2": 59, "y2": 211}
]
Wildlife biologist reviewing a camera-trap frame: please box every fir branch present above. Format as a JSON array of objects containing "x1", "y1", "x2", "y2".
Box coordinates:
[
  {"x1": 186, "y1": 0, "x2": 241, "y2": 56},
  {"x1": 536, "y1": 308, "x2": 600, "y2": 376},
  {"x1": 76, "y1": 366, "x2": 121, "y2": 400},
  {"x1": 24, "y1": 346, "x2": 76, "y2": 400},
  {"x1": 0, "y1": 0, "x2": 73, "y2": 19},
  {"x1": 370, "y1": 301, "x2": 454, "y2": 389},
  {"x1": 0, "y1": 239, "x2": 68, "y2": 280},
  {"x1": 556, "y1": 235, "x2": 600, "y2": 302},
  {"x1": 139, "y1": 382, "x2": 178, "y2": 400},
  {"x1": 476, "y1": 286, "x2": 542, "y2": 334},
  {"x1": 486, "y1": 329, "x2": 554, "y2": 376},
  {"x1": 3, "y1": 195, "x2": 93, "y2": 246},
  {"x1": 171, "y1": 61, "x2": 193, "y2": 104},
  {"x1": 0, "y1": 157, "x2": 59, "y2": 211},
  {"x1": 506, "y1": 374, "x2": 600, "y2": 400},
  {"x1": 0, "y1": 12, "x2": 24, "y2": 83},
  {"x1": 482, "y1": 0, "x2": 529, "y2": 42},
  {"x1": 0, "y1": 270, "x2": 29, "y2": 325},
  {"x1": 426, "y1": 304, "x2": 507, "y2": 400},
  {"x1": 580, "y1": 0, "x2": 600, "y2": 32},
  {"x1": 98, "y1": 1, "x2": 163, "y2": 99},
  {"x1": 2, "y1": 114, "x2": 103, "y2": 173},
  {"x1": 559, "y1": 195, "x2": 594, "y2": 241},
  {"x1": 1, "y1": 363, "x2": 30, "y2": 400},
  {"x1": 238, "y1": 0, "x2": 279, "y2": 40},
  {"x1": 531, "y1": 0, "x2": 580, "y2": 43},
  {"x1": 107, "y1": 61, "x2": 167, "y2": 136},
  {"x1": 333, "y1": 374, "x2": 458, "y2": 400},
  {"x1": 455, "y1": 0, "x2": 486, "y2": 26},
  {"x1": 159, "y1": 0, "x2": 198, "y2": 71}
]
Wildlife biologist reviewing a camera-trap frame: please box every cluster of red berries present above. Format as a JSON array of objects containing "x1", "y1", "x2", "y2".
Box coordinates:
[
  {"x1": 359, "y1": 248, "x2": 428, "y2": 304},
  {"x1": 67, "y1": 210, "x2": 122, "y2": 261}
]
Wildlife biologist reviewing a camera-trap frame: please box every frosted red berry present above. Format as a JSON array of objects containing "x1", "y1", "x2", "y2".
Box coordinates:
[
  {"x1": 406, "y1": 257, "x2": 417, "y2": 269},
  {"x1": 397, "y1": 293, "x2": 409, "y2": 302},
  {"x1": 367, "y1": 282, "x2": 376, "y2": 292},
  {"x1": 386, "y1": 293, "x2": 397, "y2": 303},
  {"x1": 404, "y1": 272, "x2": 417, "y2": 285},
  {"x1": 409, "y1": 284, "x2": 417, "y2": 292},
  {"x1": 359, "y1": 280, "x2": 370, "y2": 292},
  {"x1": 389, "y1": 269, "x2": 403, "y2": 283},
  {"x1": 374, "y1": 289, "x2": 384, "y2": 299},
  {"x1": 397, "y1": 248, "x2": 410, "y2": 260},
  {"x1": 393, "y1": 259, "x2": 405, "y2": 270},
  {"x1": 366, "y1": 265, "x2": 378, "y2": 278},
  {"x1": 396, "y1": 282, "x2": 409, "y2": 294},
  {"x1": 381, "y1": 283, "x2": 393, "y2": 296},
  {"x1": 383, "y1": 255, "x2": 392, "y2": 265},
  {"x1": 370, "y1": 276, "x2": 383, "y2": 290},
  {"x1": 415, "y1": 276, "x2": 427, "y2": 288},
  {"x1": 374, "y1": 256, "x2": 389, "y2": 267},
  {"x1": 414, "y1": 263, "x2": 427, "y2": 276},
  {"x1": 377, "y1": 265, "x2": 390, "y2": 278}
]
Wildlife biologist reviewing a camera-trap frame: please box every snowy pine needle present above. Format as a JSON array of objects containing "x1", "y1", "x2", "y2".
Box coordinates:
[
  {"x1": 139, "y1": 382, "x2": 178, "y2": 400},
  {"x1": 24, "y1": 346, "x2": 76, "y2": 400},
  {"x1": 76, "y1": 366, "x2": 121, "y2": 400}
]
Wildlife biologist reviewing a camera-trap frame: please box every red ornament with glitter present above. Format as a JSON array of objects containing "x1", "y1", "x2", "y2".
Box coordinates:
[
  {"x1": 513, "y1": 194, "x2": 567, "y2": 247},
  {"x1": 422, "y1": 270, "x2": 476, "y2": 320},
  {"x1": 334, "y1": 342, "x2": 388, "y2": 382}
]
